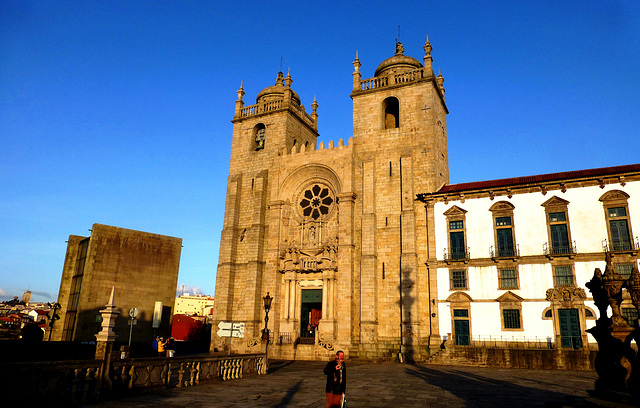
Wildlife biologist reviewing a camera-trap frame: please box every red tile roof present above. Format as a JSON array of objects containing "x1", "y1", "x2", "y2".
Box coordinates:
[{"x1": 437, "y1": 163, "x2": 640, "y2": 194}]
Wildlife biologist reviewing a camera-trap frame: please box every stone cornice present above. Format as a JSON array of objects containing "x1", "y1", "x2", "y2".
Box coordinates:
[{"x1": 417, "y1": 164, "x2": 640, "y2": 204}]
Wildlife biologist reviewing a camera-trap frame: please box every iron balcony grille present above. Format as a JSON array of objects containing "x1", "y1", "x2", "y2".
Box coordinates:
[
  {"x1": 543, "y1": 241, "x2": 577, "y2": 256},
  {"x1": 602, "y1": 237, "x2": 639, "y2": 252},
  {"x1": 489, "y1": 244, "x2": 520, "y2": 258},
  {"x1": 444, "y1": 247, "x2": 470, "y2": 260}
]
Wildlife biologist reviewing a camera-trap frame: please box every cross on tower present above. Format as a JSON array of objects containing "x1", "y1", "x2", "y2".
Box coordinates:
[{"x1": 421, "y1": 105, "x2": 431, "y2": 113}]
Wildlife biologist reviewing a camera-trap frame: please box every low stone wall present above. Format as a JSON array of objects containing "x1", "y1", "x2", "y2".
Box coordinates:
[
  {"x1": 1, "y1": 353, "x2": 267, "y2": 406},
  {"x1": 426, "y1": 346, "x2": 597, "y2": 370}
]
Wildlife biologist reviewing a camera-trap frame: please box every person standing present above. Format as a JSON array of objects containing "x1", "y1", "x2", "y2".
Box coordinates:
[
  {"x1": 323, "y1": 350, "x2": 346, "y2": 408},
  {"x1": 166, "y1": 337, "x2": 175, "y2": 357},
  {"x1": 157, "y1": 337, "x2": 166, "y2": 357}
]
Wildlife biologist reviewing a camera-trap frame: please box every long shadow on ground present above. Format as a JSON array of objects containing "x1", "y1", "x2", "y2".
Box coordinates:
[{"x1": 405, "y1": 365, "x2": 590, "y2": 407}]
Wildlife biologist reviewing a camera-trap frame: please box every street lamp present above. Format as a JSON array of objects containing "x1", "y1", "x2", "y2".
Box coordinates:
[
  {"x1": 47, "y1": 302, "x2": 61, "y2": 341},
  {"x1": 261, "y1": 292, "x2": 273, "y2": 374}
]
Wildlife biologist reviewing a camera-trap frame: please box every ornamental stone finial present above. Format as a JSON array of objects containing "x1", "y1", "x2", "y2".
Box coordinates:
[
  {"x1": 275, "y1": 71, "x2": 284, "y2": 86},
  {"x1": 353, "y1": 50, "x2": 361, "y2": 72},
  {"x1": 236, "y1": 81, "x2": 245, "y2": 102},
  {"x1": 395, "y1": 41, "x2": 404, "y2": 55},
  {"x1": 311, "y1": 95, "x2": 318, "y2": 130},
  {"x1": 285, "y1": 68, "x2": 293, "y2": 87},
  {"x1": 424, "y1": 34, "x2": 432, "y2": 56},
  {"x1": 423, "y1": 34, "x2": 434, "y2": 76},
  {"x1": 437, "y1": 68, "x2": 445, "y2": 99},
  {"x1": 352, "y1": 51, "x2": 362, "y2": 92}
]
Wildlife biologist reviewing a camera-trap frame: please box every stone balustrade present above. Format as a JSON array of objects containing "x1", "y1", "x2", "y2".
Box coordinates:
[
  {"x1": 239, "y1": 98, "x2": 314, "y2": 126},
  {"x1": 358, "y1": 67, "x2": 427, "y2": 91},
  {"x1": 241, "y1": 100, "x2": 283, "y2": 117},
  {"x1": 1, "y1": 353, "x2": 266, "y2": 406}
]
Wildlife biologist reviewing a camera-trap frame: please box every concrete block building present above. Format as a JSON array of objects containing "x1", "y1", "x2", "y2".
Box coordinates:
[
  {"x1": 52, "y1": 223, "x2": 182, "y2": 343},
  {"x1": 211, "y1": 38, "x2": 639, "y2": 361}
]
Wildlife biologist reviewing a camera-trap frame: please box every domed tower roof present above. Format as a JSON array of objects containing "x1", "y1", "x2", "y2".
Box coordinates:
[
  {"x1": 374, "y1": 42, "x2": 423, "y2": 77},
  {"x1": 256, "y1": 71, "x2": 301, "y2": 104}
]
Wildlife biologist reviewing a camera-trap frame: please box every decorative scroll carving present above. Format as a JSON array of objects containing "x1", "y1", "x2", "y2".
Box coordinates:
[
  {"x1": 545, "y1": 287, "x2": 586, "y2": 302},
  {"x1": 247, "y1": 337, "x2": 260, "y2": 348},
  {"x1": 317, "y1": 333, "x2": 334, "y2": 351}
]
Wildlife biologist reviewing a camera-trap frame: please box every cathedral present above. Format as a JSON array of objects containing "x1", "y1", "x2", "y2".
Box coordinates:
[{"x1": 211, "y1": 38, "x2": 639, "y2": 362}]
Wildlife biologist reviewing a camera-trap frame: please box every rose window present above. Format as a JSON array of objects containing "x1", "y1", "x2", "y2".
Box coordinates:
[{"x1": 300, "y1": 184, "x2": 334, "y2": 220}]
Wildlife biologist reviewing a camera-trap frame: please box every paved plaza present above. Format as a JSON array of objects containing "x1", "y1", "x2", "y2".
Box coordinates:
[{"x1": 84, "y1": 360, "x2": 635, "y2": 408}]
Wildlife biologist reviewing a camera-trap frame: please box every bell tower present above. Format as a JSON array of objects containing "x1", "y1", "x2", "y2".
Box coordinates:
[
  {"x1": 351, "y1": 36, "x2": 449, "y2": 192},
  {"x1": 212, "y1": 69, "x2": 319, "y2": 350},
  {"x1": 350, "y1": 37, "x2": 449, "y2": 359}
]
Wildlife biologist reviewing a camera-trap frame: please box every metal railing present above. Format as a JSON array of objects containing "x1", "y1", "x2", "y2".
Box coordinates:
[
  {"x1": 443, "y1": 247, "x2": 470, "y2": 261},
  {"x1": 489, "y1": 245, "x2": 520, "y2": 258},
  {"x1": 543, "y1": 241, "x2": 577, "y2": 256},
  {"x1": 602, "y1": 237, "x2": 639, "y2": 252},
  {"x1": 274, "y1": 332, "x2": 293, "y2": 345},
  {"x1": 461, "y1": 335, "x2": 555, "y2": 350}
]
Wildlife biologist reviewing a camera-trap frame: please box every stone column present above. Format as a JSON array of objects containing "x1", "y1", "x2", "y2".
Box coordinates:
[
  {"x1": 360, "y1": 160, "x2": 378, "y2": 344},
  {"x1": 322, "y1": 278, "x2": 328, "y2": 317},
  {"x1": 336, "y1": 192, "x2": 357, "y2": 348},
  {"x1": 289, "y1": 277, "x2": 296, "y2": 324},
  {"x1": 283, "y1": 279, "x2": 290, "y2": 320},
  {"x1": 95, "y1": 287, "x2": 119, "y2": 392}
]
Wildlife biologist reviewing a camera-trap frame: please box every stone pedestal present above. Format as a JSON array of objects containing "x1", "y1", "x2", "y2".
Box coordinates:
[
  {"x1": 585, "y1": 261, "x2": 640, "y2": 401},
  {"x1": 94, "y1": 287, "x2": 119, "y2": 393}
]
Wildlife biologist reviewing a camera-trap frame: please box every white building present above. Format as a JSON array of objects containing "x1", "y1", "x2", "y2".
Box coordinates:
[
  {"x1": 174, "y1": 294, "x2": 215, "y2": 317},
  {"x1": 418, "y1": 163, "x2": 640, "y2": 349}
]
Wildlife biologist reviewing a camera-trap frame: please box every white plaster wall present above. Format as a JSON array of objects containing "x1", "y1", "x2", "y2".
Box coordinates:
[
  {"x1": 433, "y1": 178, "x2": 639, "y2": 342},
  {"x1": 433, "y1": 180, "x2": 640, "y2": 259},
  {"x1": 438, "y1": 302, "x2": 452, "y2": 337}
]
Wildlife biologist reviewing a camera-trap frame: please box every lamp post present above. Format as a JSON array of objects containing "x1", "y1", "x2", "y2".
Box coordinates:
[
  {"x1": 262, "y1": 292, "x2": 273, "y2": 374},
  {"x1": 46, "y1": 302, "x2": 61, "y2": 341}
]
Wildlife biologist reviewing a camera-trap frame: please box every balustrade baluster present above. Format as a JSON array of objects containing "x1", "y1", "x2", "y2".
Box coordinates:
[
  {"x1": 177, "y1": 362, "x2": 185, "y2": 387},
  {"x1": 128, "y1": 365, "x2": 135, "y2": 389}
]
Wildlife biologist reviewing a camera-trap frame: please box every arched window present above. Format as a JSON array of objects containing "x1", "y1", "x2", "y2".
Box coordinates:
[
  {"x1": 382, "y1": 97, "x2": 399, "y2": 129},
  {"x1": 253, "y1": 123, "x2": 266, "y2": 151}
]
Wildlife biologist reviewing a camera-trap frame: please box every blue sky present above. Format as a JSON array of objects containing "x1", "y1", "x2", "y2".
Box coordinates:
[{"x1": 1, "y1": 1, "x2": 639, "y2": 303}]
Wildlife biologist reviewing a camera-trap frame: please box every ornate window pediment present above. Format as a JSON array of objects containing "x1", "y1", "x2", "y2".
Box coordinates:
[
  {"x1": 542, "y1": 196, "x2": 570, "y2": 207},
  {"x1": 599, "y1": 190, "x2": 630, "y2": 202},
  {"x1": 446, "y1": 291, "x2": 473, "y2": 302},
  {"x1": 443, "y1": 205, "x2": 467, "y2": 217},
  {"x1": 496, "y1": 291, "x2": 524, "y2": 303},
  {"x1": 489, "y1": 201, "x2": 515, "y2": 212}
]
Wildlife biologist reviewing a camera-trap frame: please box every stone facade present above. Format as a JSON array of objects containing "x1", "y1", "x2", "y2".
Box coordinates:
[
  {"x1": 212, "y1": 39, "x2": 448, "y2": 361},
  {"x1": 211, "y1": 38, "x2": 639, "y2": 362},
  {"x1": 52, "y1": 223, "x2": 182, "y2": 342}
]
